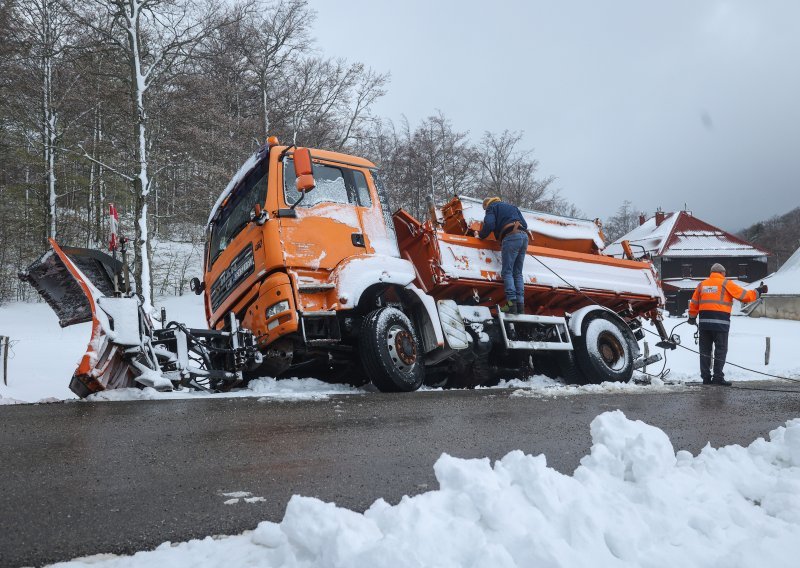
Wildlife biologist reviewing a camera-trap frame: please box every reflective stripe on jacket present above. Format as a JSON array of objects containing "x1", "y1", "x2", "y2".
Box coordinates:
[{"x1": 688, "y1": 272, "x2": 759, "y2": 331}]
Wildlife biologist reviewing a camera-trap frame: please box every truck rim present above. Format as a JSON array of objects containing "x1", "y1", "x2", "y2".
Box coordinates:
[
  {"x1": 596, "y1": 330, "x2": 625, "y2": 371},
  {"x1": 387, "y1": 325, "x2": 417, "y2": 373}
]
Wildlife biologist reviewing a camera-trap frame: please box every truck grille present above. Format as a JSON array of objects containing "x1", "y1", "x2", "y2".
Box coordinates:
[{"x1": 210, "y1": 245, "x2": 255, "y2": 311}]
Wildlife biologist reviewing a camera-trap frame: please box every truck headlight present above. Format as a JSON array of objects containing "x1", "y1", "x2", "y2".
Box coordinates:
[{"x1": 266, "y1": 300, "x2": 290, "y2": 319}]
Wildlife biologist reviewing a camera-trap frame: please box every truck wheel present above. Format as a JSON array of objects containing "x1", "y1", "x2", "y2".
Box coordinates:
[
  {"x1": 573, "y1": 313, "x2": 634, "y2": 383},
  {"x1": 360, "y1": 307, "x2": 425, "y2": 392}
]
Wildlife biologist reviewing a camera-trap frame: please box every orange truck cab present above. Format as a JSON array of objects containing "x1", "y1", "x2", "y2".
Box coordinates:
[{"x1": 198, "y1": 141, "x2": 668, "y2": 392}]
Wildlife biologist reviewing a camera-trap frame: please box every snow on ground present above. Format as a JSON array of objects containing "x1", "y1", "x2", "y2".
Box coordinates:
[
  {"x1": 86, "y1": 377, "x2": 365, "y2": 403},
  {"x1": 1, "y1": 289, "x2": 799, "y2": 405},
  {"x1": 50, "y1": 410, "x2": 800, "y2": 568},
  {"x1": 644, "y1": 315, "x2": 800, "y2": 383}
]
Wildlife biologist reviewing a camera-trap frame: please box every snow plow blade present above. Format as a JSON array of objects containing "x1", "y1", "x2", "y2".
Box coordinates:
[
  {"x1": 19, "y1": 239, "x2": 123, "y2": 327},
  {"x1": 19, "y1": 239, "x2": 168, "y2": 397},
  {"x1": 20, "y1": 239, "x2": 263, "y2": 398}
]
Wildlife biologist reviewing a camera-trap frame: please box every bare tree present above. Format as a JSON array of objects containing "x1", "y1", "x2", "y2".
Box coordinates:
[
  {"x1": 335, "y1": 65, "x2": 388, "y2": 150},
  {"x1": 241, "y1": 0, "x2": 313, "y2": 139},
  {"x1": 76, "y1": 0, "x2": 234, "y2": 310},
  {"x1": 476, "y1": 130, "x2": 558, "y2": 211},
  {"x1": 8, "y1": 0, "x2": 77, "y2": 243},
  {"x1": 604, "y1": 200, "x2": 645, "y2": 242}
]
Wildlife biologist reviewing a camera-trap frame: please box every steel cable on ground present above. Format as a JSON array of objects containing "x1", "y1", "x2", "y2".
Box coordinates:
[{"x1": 529, "y1": 255, "x2": 800, "y2": 390}]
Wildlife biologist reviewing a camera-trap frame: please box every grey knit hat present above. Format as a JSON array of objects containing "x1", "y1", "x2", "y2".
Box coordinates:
[{"x1": 710, "y1": 263, "x2": 726, "y2": 274}]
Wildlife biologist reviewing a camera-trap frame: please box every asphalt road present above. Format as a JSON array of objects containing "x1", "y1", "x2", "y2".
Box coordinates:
[{"x1": 2, "y1": 383, "x2": 800, "y2": 567}]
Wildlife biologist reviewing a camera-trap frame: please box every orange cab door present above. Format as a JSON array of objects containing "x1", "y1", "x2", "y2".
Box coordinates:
[
  {"x1": 278, "y1": 157, "x2": 372, "y2": 273},
  {"x1": 204, "y1": 157, "x2": 270, "y2": 326}
]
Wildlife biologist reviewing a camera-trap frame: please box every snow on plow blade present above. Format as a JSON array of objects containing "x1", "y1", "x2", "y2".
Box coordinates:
[{"x1": 19, "y1": 239, "x2": 170, "y2": 398}]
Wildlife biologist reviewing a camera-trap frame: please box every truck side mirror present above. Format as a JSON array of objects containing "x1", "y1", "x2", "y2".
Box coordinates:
[
  {"x1": 189, "y1": 277, "x2": 204, "y2": 295},
  {"x1": 250, "y1": 203, "x2": 267, "y2": 225},
  {"x1": 294, "y1": 147, "x2": 315, "y2": 193}
]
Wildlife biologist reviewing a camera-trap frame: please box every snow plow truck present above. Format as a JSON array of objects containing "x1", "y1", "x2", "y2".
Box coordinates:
[{"x1": 20, "y1": 140, "x2": 671, "y2": 397}]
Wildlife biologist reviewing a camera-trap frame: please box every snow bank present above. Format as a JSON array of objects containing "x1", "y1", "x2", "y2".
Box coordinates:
[
  {"x1": 86, "y1": 377, "x2": 365, "y2": 403},
  {"x1": 647, "y1": 315, "x2": 800, "y2": 382},
  {"x1": 0, "y1": 294, "x2": 208, "y2": 403},
  {"x1": 50, "y1": 411, "x2": 800, "y2": 567}
]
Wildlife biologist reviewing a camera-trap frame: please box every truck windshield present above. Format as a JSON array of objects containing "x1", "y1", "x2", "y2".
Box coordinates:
[{"x1": 209, "y1": 161, "x2": 268, "y2": 264}]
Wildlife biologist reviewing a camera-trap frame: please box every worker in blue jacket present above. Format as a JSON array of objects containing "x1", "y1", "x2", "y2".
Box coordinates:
[{"x1": 476, "y1": 197, "x2": 529, "y2": 314}]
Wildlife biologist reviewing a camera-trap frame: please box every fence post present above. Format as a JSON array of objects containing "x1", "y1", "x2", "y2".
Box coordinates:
[
  {"x1": 765, "y1": 337, "x2": 771, "y2": 366},
  {"x1": 643, "y1": 341, "x2": 649, "y2": 374},
  {"x1": 0, "y1": 336, "x2": 8, "y2": 386}
]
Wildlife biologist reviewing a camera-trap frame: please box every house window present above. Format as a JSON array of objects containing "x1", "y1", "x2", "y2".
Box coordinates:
[
  {"x1": 681, "y1": 264, "x2": 692, "y2": 278},
  {"x1": 739, "y1": 264, "x2": 748, "y2": 279}
]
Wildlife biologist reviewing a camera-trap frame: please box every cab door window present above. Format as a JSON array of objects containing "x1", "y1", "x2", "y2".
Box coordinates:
[
  {"x1": 209, "y1": 161, "x2": 268, "y2": 264},
  {"x1": 352, "y1": 170, "x2": 372, "y2": 206},
  {"x1": 283, "y1": 159, "x2": 372, "y2": 207}
]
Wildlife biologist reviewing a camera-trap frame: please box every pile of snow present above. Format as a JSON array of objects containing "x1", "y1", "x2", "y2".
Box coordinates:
[
  {"x1": 86, "y1": 377, "x2": 365, "y2": 403},
  {"x1": 757, "y1": 246, "x2": 800, "y2": 295},
  {"x1": 51, "y1": 411, "x2": 800, "y2": 567},
  {"x1": 496, "y1": 375, "x2": 681, "y2": 398}
]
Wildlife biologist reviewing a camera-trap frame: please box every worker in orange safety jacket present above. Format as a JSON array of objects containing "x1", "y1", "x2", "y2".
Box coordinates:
[{"x1": 687, "y1": 263, "x2": 767, "y2": 386}]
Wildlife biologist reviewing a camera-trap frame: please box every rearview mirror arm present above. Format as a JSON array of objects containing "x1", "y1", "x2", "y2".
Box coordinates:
[
  {"x1": 291, "y1": 190, "x2": 305, "y2": 210},
  {"x1": 278, "y1": 144, "x2": 296, "y2": 162}
]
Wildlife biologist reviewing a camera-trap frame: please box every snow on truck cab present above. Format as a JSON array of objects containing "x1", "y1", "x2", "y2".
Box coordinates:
[{"x1": 21, "y1": 139, "x2": 671, "y2": 397}]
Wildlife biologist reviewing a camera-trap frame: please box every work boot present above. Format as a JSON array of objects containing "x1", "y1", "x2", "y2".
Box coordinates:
[
  {"x1": 515, "y1": 301, "x2": 525, "y2": 315},
  {"x1": 500, "y1": 300, "x2": 515, "y2": 313},
  {"x1": 711, "y1": 378, "x2": 732, "y2": 386}
]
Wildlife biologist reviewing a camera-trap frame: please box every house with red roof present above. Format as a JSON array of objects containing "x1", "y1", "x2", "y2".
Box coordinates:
[{"x1": 604, "y1": 209, "x2": 771, "y2": 315}]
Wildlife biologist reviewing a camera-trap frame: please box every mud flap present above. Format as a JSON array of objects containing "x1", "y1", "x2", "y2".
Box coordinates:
[{"x1": 19, "y1": 239, "x2": 170, "y2": 398}]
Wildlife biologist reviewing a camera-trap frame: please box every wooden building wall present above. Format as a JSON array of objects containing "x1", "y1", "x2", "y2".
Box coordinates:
[{"x1": 660, "y1": 256, "x2": 768, "y2": 282}]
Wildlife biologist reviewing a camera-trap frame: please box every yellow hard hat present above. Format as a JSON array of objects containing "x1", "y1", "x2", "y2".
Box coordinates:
[{"x1": 483, "y1": 196, "x2": 501, "y2": 209}]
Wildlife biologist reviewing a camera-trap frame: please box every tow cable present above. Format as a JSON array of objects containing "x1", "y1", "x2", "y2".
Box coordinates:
[{"x1": 530, "y1": 255, "x2": 800, "y2": 392}]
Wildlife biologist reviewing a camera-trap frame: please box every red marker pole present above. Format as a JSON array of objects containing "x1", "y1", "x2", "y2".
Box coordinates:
[{"x1": 109, "y1": 203, "x2": 121, "y2": 295}]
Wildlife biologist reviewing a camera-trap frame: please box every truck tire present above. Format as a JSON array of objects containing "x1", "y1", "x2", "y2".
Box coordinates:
[
  {"x1": 573, "y1": 313, "x2": 635, "y2": 383},
  {"x1": 360, "y1": 307, "x2": 425, "y2": 392}
]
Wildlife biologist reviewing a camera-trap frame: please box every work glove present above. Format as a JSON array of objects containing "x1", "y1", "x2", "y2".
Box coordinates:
[
  {"x1": 756, "y1": 283, "x2": 768, "y2": 295},
  {"x1": 687, "y1": 317, "x2": 697, "y2": 326}
]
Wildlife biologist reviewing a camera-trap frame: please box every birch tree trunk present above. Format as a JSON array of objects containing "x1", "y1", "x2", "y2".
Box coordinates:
[
  {"x1": 32, "y1": 0, "x2": 61, "y2": 244},
  {"x1": 120, "y1": 0, "x2": 153, "y2": 310}
]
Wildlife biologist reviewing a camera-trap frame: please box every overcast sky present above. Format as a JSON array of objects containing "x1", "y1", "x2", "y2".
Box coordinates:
[{"x1": 312, "y1": 0, "x2": 800, "y2": 231}]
